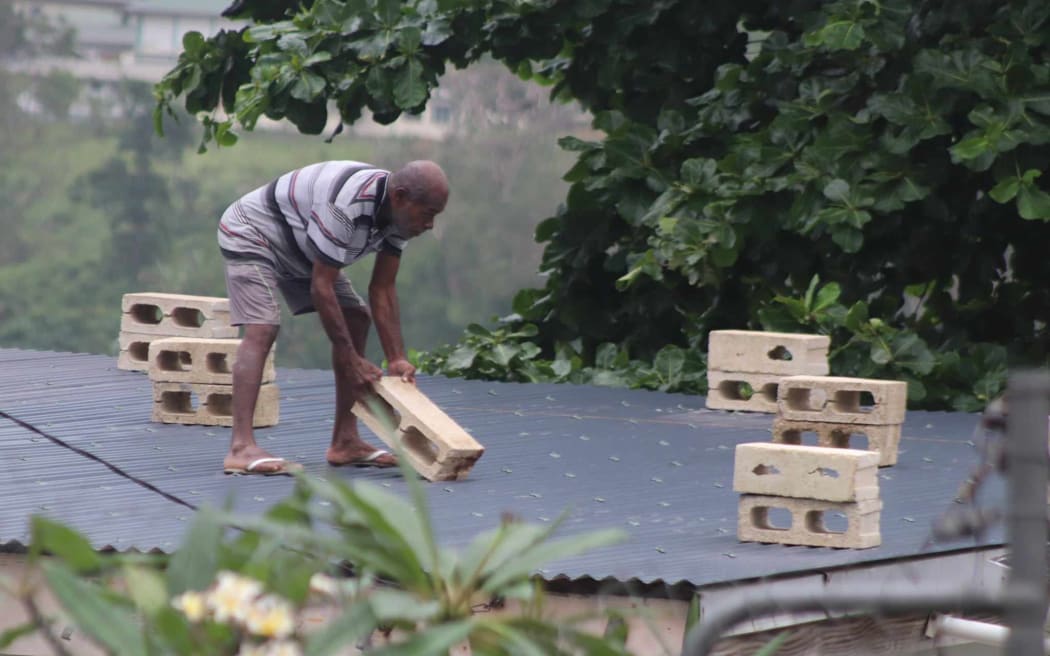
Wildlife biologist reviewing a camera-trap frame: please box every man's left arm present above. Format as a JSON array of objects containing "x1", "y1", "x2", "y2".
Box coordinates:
[{"x1": 369, "y1": 249, "x2": 416, "y2": 382}]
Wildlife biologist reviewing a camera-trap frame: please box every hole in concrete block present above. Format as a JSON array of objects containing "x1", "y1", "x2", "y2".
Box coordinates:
[
  {"x1": 128, "y1": 341, "x2": 149, "y2": 362},
  {"x1": 400, "y1": 427, "x2": 439, "y2": 466},
  {"x1": 813, "y1": 467, "x2": 839, "y2": 478},
  {"x1": 171, "y1": 307, "x2": 206, "y2": 328},
  {"x1": 830, "y1": 429, "x2": 870, "y2": 451},
  {"x1": 807, "y1": 510, "x2": 848, "y2": 534},
  {"x1": 156, "y1": 350, "x2": 192, "y2": 372},
  {"x1": 833, "y1": 390, "x2": 876, "y2": 413},
  {"x1": 778, "y1": 429, "x2": 820, "y2": 446},
  {"x1": 205, "y1": 392, "x2": 233, "y2": 417},
  {"x1": 785, "y1": 387, "x2": 828, "y2": 412},
  {"x1": 767, "y1": 345, "x2": 793, "y2": 361},
  {"x1": 757, "y1": 383, "x2": 778, "y2": 403},
  {"x1": 718, "y1": 380, "x2": 751, "y2": 401},
  {"x1": 207, "y1": 353, "x2": 231, "y2": 374},
  {"x1": 752, "y1": 464, "x2": 781, "y2": 476},
  {"x1": 753, "y1": 506, "x2": 792, "y2": 530},
  {"x1": 160, "y1": 391, "x2": 197, "y2": 414},
  {"x1": 130, "y1": 304, "x2": 163, "y2": 325}
]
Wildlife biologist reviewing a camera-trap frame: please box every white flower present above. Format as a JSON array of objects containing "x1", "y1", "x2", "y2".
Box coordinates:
[
  {"x1": 207, "y1": 571, "x2": 264, "y2": 623},
  {"x1": 171, "y1": 591, "x2": 207, "y2": 622},
  {"x1": 308, "y1": 573, "x2": 339, "y2": 597},
  {"x1": 236, "y1": 644, "x2": 268, "y2": 656},
  {"x1": 243, "y1": 594, "x2": 296, "y2": 639}
]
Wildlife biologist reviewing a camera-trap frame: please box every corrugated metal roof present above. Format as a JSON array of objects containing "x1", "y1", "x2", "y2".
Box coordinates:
[{"x1": 0, "y1": 347, "x2": 1004, "y2": 590}]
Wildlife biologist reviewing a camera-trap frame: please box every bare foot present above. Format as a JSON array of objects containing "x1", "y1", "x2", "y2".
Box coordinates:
[
  {"x1": 223, "y1": 444, "x2": 296, "y2": 474},
  {"x1": 326, "y1": 443, "x2": 399, "y2": 468}
]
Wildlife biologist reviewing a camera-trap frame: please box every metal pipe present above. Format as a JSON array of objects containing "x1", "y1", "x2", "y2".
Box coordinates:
[
  {"x1": 1004, "y1": 371, "x2": 1050, "y2": 655},
  {"x1": 680, "y1": 586, "x2": 1014, "y2": 656},
  {"x1": 928, "y1": 614, "x2": 1050, "y2": 653}
]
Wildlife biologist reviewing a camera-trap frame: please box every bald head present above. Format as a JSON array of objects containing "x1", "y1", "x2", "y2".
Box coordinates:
[
  {"x1": 387, "y1": 160, "x2": 449, "y2": 238},
  {"x1": 389, "y1": 160, "x2": 449, "y2": 206}
]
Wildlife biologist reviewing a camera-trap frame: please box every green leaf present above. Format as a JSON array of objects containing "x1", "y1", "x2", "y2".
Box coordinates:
[
  {"x1": 989, "y1": 177, "x2": 1019, "y2": 203},
  {"x1": 166, "y1": 507, "x2": 223, "y2": 595},
  {"x1": 951, "y1": 135, "x2": 990, "y2": 160},
  {"x1": 29, "y1": 516, "x2": 102, "y2": 574},
  {"x1": 811, "y1": 20, "x2": 866, "y2": 50},
  {"x1": 481, "y1": 528, "x2": 625, "y2": 593},
  {"x1": 398, "y1": 26, "x2": 422, "y2": 53},
  {"x1": 181, "y1": 31, "x2": 205, "y2": 55},
  {"x1": 0, "y1": 623, "x2": 37, "y2": 650},
  {"x1": 291, "y1": 71, "x2": 327, "y2": 101},
  {"x1": 1017, "y1": 183, "x2": 1050, "y2": 220},
  {"x1": 813, "y1": 282, "x2": 841, "y2": 312},
  {"x1": 305, "y1": 600, "x2": 376, "y2": 656},
  {"x1": 368, "y1": 620, "x2": 475, "y2": 656},
  {"x1": 822, "y1": 179, "x2": 850, "y2": 202},
  {"x1": 42, "y1": 561, "x2": 147, "y2": 656},
  {"x1": 393, "y1": 56, "x2": 427, "y2": 108},
  {"x1": 445, "y1": 345, "x2": 477, "y2": 370},
  {"x1": 123, "y1": 566, "x2": 169, "y2": 616}
]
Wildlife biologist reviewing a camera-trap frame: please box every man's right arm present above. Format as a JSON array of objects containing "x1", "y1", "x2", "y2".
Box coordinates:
[{"x1": 310, "y1": 261, "x2": 380, "y2": 385}]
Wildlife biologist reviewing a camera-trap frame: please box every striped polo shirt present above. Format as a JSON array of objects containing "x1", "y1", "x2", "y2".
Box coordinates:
[{"x1": 217, "y1": 161, "x2": 407, "y2": 279}]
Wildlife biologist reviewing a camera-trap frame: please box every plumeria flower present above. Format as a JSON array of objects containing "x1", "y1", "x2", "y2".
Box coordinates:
[
  {"x1": 244, "y1": 594, "x2": 296, "y2": 639},
  {"x1": 171, "y1": 591, "x2": 207, "y2": 622},
  {"x1": 207, "y1": 571, "x2": 264, "y2": 623}
]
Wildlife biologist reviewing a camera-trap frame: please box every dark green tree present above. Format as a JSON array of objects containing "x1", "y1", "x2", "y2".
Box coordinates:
[{"x1": 154, "y1": 0, "x2": 1050, "y2": 409}]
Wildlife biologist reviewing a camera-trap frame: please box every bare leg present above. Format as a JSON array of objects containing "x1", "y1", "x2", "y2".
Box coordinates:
[
  {"x1": 326, "y1": 306, "x2": 398, "y2": 466},
  {"x1": 223, "y1": 323, "x2": 289, "y2": 473}
]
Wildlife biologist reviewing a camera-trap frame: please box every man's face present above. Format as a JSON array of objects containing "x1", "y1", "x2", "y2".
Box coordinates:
[{"x1": 392, "y1": 188, "x2": 446, "y2": 238}]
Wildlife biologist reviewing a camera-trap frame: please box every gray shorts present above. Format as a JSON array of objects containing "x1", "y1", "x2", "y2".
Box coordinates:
[{"x1": 223, "y1": 260, "x2": 365, "y2": 325}]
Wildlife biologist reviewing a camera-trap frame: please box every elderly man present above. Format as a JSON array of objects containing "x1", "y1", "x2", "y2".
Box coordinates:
[{"x1": 216, "y1": 159, "x2": 449, "y2": 475}]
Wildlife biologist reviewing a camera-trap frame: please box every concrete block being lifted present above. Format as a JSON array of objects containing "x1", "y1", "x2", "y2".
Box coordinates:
[
  {"x1": 738, "y1": 494, "x2": 882, "y2": 549},
  {"x1": 706, "y1": 370, "x2": 781, "y2": 413},
  {"x1": 151, "y1": 381, "x2": 278, "y2": 427},
  {"x1": 772, "y1": 417, "x2": 902, "y2": 467},
  {"x1": 148, "y1": 337, "x2": 275, "y2": 385},
  {"x1": 121, "y1": 292, "x2": 238, "y2": 338},
  {"x1": 352, "y1": 377, "x2": 484, "y2": 481},
  {"x1": 117, "y1": 331, "x2": 156, "y2": 372},
  {"x1": 708, "y1": 330, "x2": 830, "y2": 376},
  {"x1": 777, "y1": 376, "x2": 907, "y2": 425},
  {"x1": 733, "y1": 442, "x2": 879, "y2": 502}
]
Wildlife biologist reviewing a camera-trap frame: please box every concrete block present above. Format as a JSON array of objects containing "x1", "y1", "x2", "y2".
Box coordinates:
[
  {"x1": 706, "y1": 370, "x2": 781, "y2": 413},
  {"x1": 772, "y1": 418, "x2": 902, "y2": 467},
  {"x1": 777, "y1": 376, "x2": 907, "y2": 425},
  {"x1": 352, "y1": 377, "x2": 484, "y2": 481},
  {"x1": 151, "y1": 382, "x2": 278, "y2": 427},
  {"x1": 733, "y1": 442, "x2": 879, "y2": 502},
  {"x1": 116, "y1": 331, "x2": 156, "y2": 372},
  {"x1": 147, "y1": 337, "x2": 275, "y2": 385},
  {"x1": 121, "y1": 292, "x2": 238, "y2": 338},
  {"x1": 738, "y1": 494, "x2": 881, "y2": 549},
  {"x1": 708, "y1": 330, "x2": 830, "y2": 375}
]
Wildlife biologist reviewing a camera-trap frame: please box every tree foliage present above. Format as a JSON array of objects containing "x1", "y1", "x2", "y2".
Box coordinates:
[{"x1": 155, "y1": 0, "x2": 1050, "y2": 409}]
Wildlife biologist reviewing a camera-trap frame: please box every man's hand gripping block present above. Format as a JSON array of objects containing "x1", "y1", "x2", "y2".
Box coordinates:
[{"x1": 352, "y1": 377, "x2": 485, "y2": 481}]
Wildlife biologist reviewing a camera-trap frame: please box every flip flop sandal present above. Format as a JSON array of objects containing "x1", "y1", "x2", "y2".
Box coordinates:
[{"x1": 224, "y1": 457, "x2": 302, "y2": 476}]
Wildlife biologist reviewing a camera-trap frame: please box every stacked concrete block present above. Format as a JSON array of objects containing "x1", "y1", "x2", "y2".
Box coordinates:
[
  {"x1": 117, "y1": 293, "x2": 238, "y2": 372},
  {"x1": 734, "y1": 442, "x2": 882, "y2": 549},
  {"x1": 706, "y1": 331, "x2": 830, "y2": 413},
  {"x1": 774, "y1": 376, "x2": 907, "y2": 466},
  {"x1": 148, "y1": 337, "x2": 278, "y2": 428}
]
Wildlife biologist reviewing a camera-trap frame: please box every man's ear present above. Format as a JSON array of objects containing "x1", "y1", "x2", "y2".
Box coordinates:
[{"x1": 391, "y1": 186, "x2": 411, "y2": 206}]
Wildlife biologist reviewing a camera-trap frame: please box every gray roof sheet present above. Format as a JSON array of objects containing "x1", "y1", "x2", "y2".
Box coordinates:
[{"x1": 0, "y1": 348, "x2": 1003, "y2": 591}]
